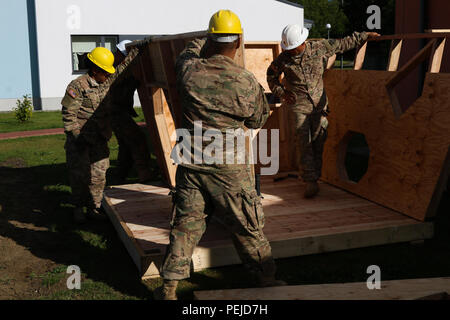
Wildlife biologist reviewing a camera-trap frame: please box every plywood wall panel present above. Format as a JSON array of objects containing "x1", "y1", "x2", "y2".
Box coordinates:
[{"x1": 322, "y1": 70, "x2": 450, "y2": 221}]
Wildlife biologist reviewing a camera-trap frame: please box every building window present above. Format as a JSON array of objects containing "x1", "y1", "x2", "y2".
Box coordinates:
[{"x1": 71, "y1": 35, "x2": 118, "y2": 73}]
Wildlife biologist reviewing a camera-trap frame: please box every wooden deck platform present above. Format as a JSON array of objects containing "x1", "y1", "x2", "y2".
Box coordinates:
[
  {"x1": 102, "y1": 175, "x2": 434, "y2": 279},
  {"x1": 193, "y1": 277, "x2": 450, "y2": 300}
]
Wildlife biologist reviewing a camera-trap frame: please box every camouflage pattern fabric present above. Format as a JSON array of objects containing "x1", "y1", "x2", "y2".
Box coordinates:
[
  {"x1": 293, "y1": 111, "x2": 328, "y2": 182},
  {"x1": 61, "y1": 48, "x2": 139, "y2": 144},
  {"x1": 160, "y1": 38, "x2": 275, "y2": 281},
  {"x1": 267, "y1": 32, "x2": 369, "y2": 114},
  {"x1": 267, "y1": 32, "x2": 368, "y2": 181},
  {"x1": 174, "y1": 38, "x2": 270, "y2": 173},
  {"x1": 65, "y1": 136, "x2": 110, "y2": 209},
  {"x1": 161, "y1": 165, "x2": 276, "y2": 281},
  {"x1": 61, "y1": 48, "x2": 139, "y2": 208}
]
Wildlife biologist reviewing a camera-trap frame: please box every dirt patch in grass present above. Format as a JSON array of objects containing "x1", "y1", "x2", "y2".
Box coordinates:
[
  {"x1": 0, "y1": 136, "x2": 153, "y2": 300},
  {"x1": 0, "y1": 157, "x2": 27, "y2": 168},
  {"x1": 0, "y1": 236, "x2": 58, "y2": 299}
]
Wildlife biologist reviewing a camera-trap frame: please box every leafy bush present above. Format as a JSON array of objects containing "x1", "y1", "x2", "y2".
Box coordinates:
[{"x1": 14, "y1": 95, "x2": 33, "y2": 123}]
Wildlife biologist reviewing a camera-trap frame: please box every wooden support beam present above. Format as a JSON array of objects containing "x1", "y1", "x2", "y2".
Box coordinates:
[
  {"x1": 327, "y1": 54, "x2": 337, "y2": 70},
  {"x1": 386, "y1": 39, "x2": 437, "y2": 90},
  {"x1": 354, "y1": 42, "x2": 368, "y2": 70},
  {"x1": 103, "y1": 179, "x2": 434, "y2": 279},
  {"x1": 369, "y1": 33, "x2": 450, "y2": 41},
  {"x1": 387, "y1": 39, "x2": 403, "y2": 71},
  {"x1": 429, "y1": 38, "x2": 446, "y2": 73},
  {"x1": 194, "y1": 278, "x2": 450, "y2": 300},
  {"x1": 425, "y1": 29, "x2": 450, "y2": 33}
]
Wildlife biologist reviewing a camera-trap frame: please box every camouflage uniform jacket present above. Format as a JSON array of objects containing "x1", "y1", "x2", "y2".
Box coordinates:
[
  {"x1": 61, "y1": 48, "x2": 139, "y2": 145},
  {"x1": 174, "y1": 38, "x2": 270, "y2": 172},
  {"x1": 267, "y1": 32, "x2": 369, "y2": 114}
]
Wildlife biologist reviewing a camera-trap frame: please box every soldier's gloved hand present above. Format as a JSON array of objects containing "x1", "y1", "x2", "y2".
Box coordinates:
[
  {"x1": 131, "y1": 38, "x2": 150, "y2": 52},
  {"x1": 70, "y1": 129, "x2": 86, "y2": 149},
  {"x1": 367, "y1": 32, "x2": 381, "y2": 39},
  {"x1": 70, "y1": 129, "x2": 81, "y2": 140},
  {"x1": 282, "y1": 91, "x2": 296, "y2": 105}
]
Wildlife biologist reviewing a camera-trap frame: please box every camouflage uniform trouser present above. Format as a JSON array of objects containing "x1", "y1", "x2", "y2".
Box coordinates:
[
  {"x1": 65, "y1": 136, "x2": 110, "y2": 209},
  {"x1": 292, "y1": 110, "x2": 328, "y2": 182},
  {"x1": 160, "y1": 165, "x2": 276, "y2": 281},
  {"x1": 111, "y1": 112, "x2": 151, "y2": 180}
]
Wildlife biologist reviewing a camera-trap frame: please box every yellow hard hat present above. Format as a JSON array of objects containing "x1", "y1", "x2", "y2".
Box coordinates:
[
  {"x1": 87, "y1": 47, "x2": 115, "y2": 74},
  {"x1": 208, "y1": 9, "x2": 243, "y2": 34}
]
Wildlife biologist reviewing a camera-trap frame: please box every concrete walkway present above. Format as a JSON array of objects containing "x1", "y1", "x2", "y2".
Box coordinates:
[{"x1": 0, "y1": 122, "x2": 146, "y2": 141}]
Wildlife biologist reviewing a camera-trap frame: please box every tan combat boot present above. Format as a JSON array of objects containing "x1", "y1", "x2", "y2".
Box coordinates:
[
  {"x1": 87, "y1": 207, "x2": 108, "y2": 221},
  {"x1": 73, "y1": 207, "x2": 86, "y2": 224},
  {"x1": 153, "y1": 280, "x2": 179, "y2": 300},
  {"x1": 304, "y1": 181, "x2": 320, "y2": 199}
]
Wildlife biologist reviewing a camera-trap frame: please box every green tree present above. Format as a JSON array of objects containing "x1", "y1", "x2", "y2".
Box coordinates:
[{"x1": 295, "y1": 0, "x2": 348, "y2": 38}]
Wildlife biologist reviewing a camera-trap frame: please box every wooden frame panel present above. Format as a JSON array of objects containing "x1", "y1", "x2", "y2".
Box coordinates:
[
  {"x1": 103, "y1": 178, "x2": 433, "y2": 279},
  {"x1": 129, "y1": 31, "x2": 246, "y2": 187},
  {"x1": 194, "y1": 278, "x2": 450, "y2": 300},
  {"x1": 130, "y1": 33, "x2": 449, "y2": 219},
  {"x1": 323, "y1": 71, "x2": 450, "y2": 221}
]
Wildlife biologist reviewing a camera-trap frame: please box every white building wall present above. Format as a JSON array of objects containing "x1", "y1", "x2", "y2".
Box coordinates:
[{"x1": 34, "y1": 0, "x2": 303, "y2": 110}]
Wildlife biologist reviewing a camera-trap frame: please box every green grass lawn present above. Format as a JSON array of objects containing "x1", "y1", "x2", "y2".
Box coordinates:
[
  {"x1": 0, "y1": 129, "x2": 449, "y2": 300},
  {"x1": 0, "y1": 107, "x2": 146, "y2": 133}
]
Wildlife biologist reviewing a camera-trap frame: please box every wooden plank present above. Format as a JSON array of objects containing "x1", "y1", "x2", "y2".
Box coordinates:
[
  {"x1": 194, "y1": 277, "x2": 450, "y2": 300},
  {"x1": 133, "y1": 59, "x2": 172, "y2": 188},
  {"x1": 150, "y1": 31, "x2": 208, "y2": 42},
  {"x1": 103, "y1": 180, "x2": 434, "y2": 279},
  {"x1": 354, "y1": 42, "x2": 367, "y2": 70},
  {"x1": 387, "y1": 39, "x2": 403, "y2": 71},
  {"x1": 430, "y1": 38, "x2": 446, "y2": 73},
  {"x1": 327, "y1": 54, "x2": 337, "y2": 70},
  {"x1": 322, "y1": 70, "x2": 450, "y2": 220},
  {"x1": 426, "y1": 147, "x2": 450, "y2": 218},
  {"x1": 244, "y1": 43, "x2": 279, "y2": 92},
  {"x1": 102, "y1": 194, "x2": 146, "y2": 275},
  {"x1": 131, "y1": 30, "x2": 248, "y2": 186},
  {"x1": 385, "y1": 39, "x2": 436, "y2": 90},
  {"x1": 150, "y1": 88, "x2": 177, "y2": 187},
  {"x1": 426, "y1": 29, "x2": 450, "y2": 33},
  {"x1": 158, "y1": 41, "x2": 181, "y2": 128},
  {"x1": 369, "y1": 33, "x2": 450, "y2": 41}
]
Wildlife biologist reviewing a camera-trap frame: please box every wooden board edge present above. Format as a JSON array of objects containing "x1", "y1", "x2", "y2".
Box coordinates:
[
  {"x1": 102, "y1": 194, "x2": 147, "y2": 276},
  {"x1": 194, "y1": 277, "x2": 450, "y2": 300},
  {"x1": 426, "y1": 146, "x2": 450, "y2": 218},
  {"x1": 191, "y1": 221, "x2": 434, "y2": 272}
]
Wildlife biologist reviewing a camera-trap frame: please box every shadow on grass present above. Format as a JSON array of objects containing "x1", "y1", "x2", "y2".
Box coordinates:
[
  {"x1": 1, "y1": 152, "x2": 449, "y2": 299},
  {"x1": 0, "y1": 162, "x2": 153, "y2": 299}
]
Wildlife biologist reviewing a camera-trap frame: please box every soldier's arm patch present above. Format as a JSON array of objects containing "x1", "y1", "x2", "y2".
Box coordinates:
[{"x1": 67, "y1": 88, "x2": 77, "y2": 99}]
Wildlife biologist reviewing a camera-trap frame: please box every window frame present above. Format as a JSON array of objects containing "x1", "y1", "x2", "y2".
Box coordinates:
[{"x1": 70, "y1": 34, "x2": 119, "y2": 75}]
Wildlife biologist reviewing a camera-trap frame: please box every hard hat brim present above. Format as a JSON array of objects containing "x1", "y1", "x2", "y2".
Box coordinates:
[
  {"x1": 281, "y1": 27, "x2": 309, "y2": 51},
  {"x1": 87, "y1": 53, "x2": 116, "y2": 74}
]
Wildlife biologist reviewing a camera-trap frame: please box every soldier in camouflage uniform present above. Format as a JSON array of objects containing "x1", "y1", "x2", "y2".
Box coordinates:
[
  {"x1": 62, "y1": 46, "x2": 139, "y2": 223},
  {"x1": 154, "y1": 10, "x2": 285, "y2": 300},
  {"x1": 267, "y1": 25, "x2": 380, "y2": 198},
  {"x1": 109, "y1": 40, "x2": 153, "y2": 183}
]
